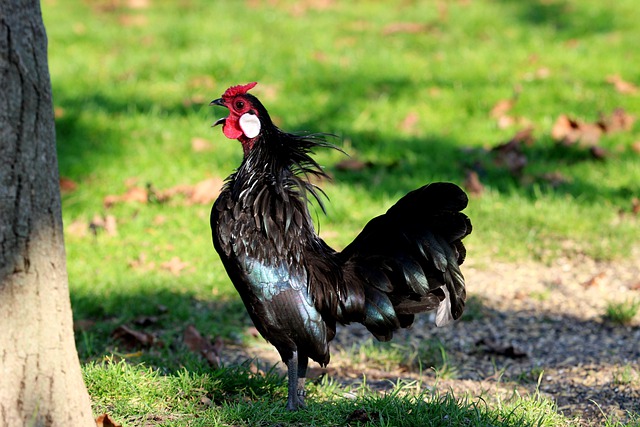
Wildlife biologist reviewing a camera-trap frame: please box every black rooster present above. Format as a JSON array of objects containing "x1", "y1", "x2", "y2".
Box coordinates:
[{"x1": 210, "y1": 82, "x2": 471, "y2": 410}]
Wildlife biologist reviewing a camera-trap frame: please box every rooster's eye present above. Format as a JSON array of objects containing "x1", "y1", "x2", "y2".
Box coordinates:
[{"x1": 235, "y1": 101, "x2": 245, "y2": 109}]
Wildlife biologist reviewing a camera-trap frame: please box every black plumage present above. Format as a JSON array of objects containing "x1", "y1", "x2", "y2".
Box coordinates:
[{"x1": 209, "y1": 82, "x2": 472, "y2": 410}]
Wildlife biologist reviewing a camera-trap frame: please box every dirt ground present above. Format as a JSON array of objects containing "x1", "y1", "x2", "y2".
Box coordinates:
[{"x1": 230, "y1": 252, "x2": 640, "y2": 426}]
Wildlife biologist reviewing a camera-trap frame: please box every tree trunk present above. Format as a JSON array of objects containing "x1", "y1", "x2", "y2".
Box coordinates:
[{"x1": 0, "y1": 1, "x2": 95, "y2": 426}]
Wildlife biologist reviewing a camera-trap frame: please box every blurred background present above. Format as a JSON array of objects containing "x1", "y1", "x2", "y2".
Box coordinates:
[{"x1": 43, "y1": 0, "x2": 639, "y2": 423}]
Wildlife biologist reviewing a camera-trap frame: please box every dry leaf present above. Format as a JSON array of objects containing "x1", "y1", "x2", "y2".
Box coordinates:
[
  {"x1": 334, "y1": 158, "x2": 372, "y2": 172},
  {"x1": 582, "y1": 272, "x2": 606, "y2": 288},
  {"x1": 96, "y1": 413, "x2": 122, "y2": 427},
  {"x1": 191, "y1": 137, "x2": 212, "y2": 152},
  {"x1": 59, "y1": 177, "x2": 77, "y2": 193},
  {"x1": 551, "y1": 115, "x2": 603, "y2": 146},
  {"x1": 189, "y1": 178, "x2": 223, "y2": 205},
  {"x1": 398, "y1": 111, "x2": 419, "y2": 134},
  {"x1": 161, "y1": 256, "x2": 189, "y2": 276},
  {"x1": 104, "y1": 186, "x2": 148, "y2": 208},
  {"x1": 598, "y1": 108, "x2": 635, "y2": 133},
  {"x1": 490, "y1": 98, "x2": 516, "y2": 119},
  {"x1": 464, "y1": 170, "x2": 484, "y2": 196},
  {"x1": 382, "y1": 22, "x2": 431, "y2": 35},
  {"x1": 66, "y1": 219, "x2": 89, "y2": 237},
  {"x1": 111, "y1": 325, "x2": 157, "y2": 348},
  {"x1": 128, "y1": 253, "x2": 156, "y2": 272},
  {"x1": 491, "y1": 128, "x2": 533, "y2": 176},
  {"x1": 183, "y1": 325, "x2": 222, "y2": 368},
  {"x1": 347, "y1": 408, "x2": 379, "y2": 423},
  {"x1": 606, "y1": 75, "x2": 638, "y2": 95}
]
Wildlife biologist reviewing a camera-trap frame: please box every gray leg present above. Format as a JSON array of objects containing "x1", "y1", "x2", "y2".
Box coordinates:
[
  {"x1": 296, "y1": 355, "x2": 308, "y2": 408},
  {"x1": 285, "y1": 351, "x2": 300, "y2": 411}
]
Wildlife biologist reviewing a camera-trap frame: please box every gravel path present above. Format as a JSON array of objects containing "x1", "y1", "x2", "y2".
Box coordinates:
[{"x1": 228, "y1": 252, "x2": 640, "y2": 425}]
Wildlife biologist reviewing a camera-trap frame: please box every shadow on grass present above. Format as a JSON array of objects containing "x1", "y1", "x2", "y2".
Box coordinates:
[{"x1": 496, "y1": 0, "x2": 619, "y2": 39}]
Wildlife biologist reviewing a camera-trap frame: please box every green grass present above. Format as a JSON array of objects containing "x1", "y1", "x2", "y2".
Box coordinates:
[
  {"x1": 42, "y1": 0, "x2": 640, "y2": 425},
  {"x1": 604, "y1": 299, "x2": 640, "y2": 325}
]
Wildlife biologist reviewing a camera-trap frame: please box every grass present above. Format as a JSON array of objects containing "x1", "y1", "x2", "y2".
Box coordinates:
[
  {"x1": 604, "y1": 299, "x2": 640, "y2": 325},
  {"x1": 41, "y1": 0, "x2": 640, "y2": 425}
]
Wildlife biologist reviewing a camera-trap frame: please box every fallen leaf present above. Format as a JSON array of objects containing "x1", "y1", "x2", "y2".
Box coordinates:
[
  {"x1": 382, "y1": 22, "x2": 432, "y2": 35},
  {"x1": 539, "y1": 171, "x2": 570, "y2": 188},
  {"x1": 476, "y1": 338, "x2": 528, "y2": 359},
  {"x1": 598, "y1": 108, "x2": 635, "y2": 133},
  {"x1": 589, "y1": 145, "x2": 608, "y2": 160},
  {"x1": 183, "y1": 325, "x2": 222, "y2": 368},
  {"x1": 347, "y1": 408, "x2": 379, "y2": 423},
  {"x1": 606, "y1": 74, "x2": 638, "y2": 95},
  {"x1": 490, "y1": 98, "x2": 516, "y2": 120},
  {"x1": 582, "y1": 272, "x2": 606, "y2": 288},
  {"x1": 104, "y1": 186, "x2": 148, "y2": 208},
  {"x1": 491, "y1": 127, "x2": 533, "y2": 176},
  {"x1": 66, "y1": 219, "x2": 89, "y2": 237},
  {"x1": 191, "y1": 137, "x2": 212, "y2": 152},
  {"x1": 188, "y1": 75, "x2": 216, "y2": 89},
  {"x1": 551, "y1": 114, "x2": 603, "y2": 146},
  {"x1": 111, "y1": 325, "x2": 157, "y2": 348},
  {"x1": 161, "y1": 256, "x2": 189, "y2": 276},
  {"x1": 188, "y1": 177, "x2": 224, "y2": 205},
  {"x1": 128, "y1": 252, "x2": 156, "y2": 272},
  {"x1": 334, "y1": 158, "x2": 373, "y2": 172},
  {"x1": 74, "y1": 319, "x2": 96, "y2": 332},
  {"x1": 59, "y1": 176, "x2": 77, "y2": 193},
  {"x1": 96, "y1": 413, "x2": 122, "y2": 427},
  {"x1": 398, "y1": 111, "x2": 419, "y2": 134},
  {"x1": 133, "y1": 315, "x2": 159, "y2": 327},
  {"x1": 463, "y1": 170, "x2": 484, "y2": 196}
]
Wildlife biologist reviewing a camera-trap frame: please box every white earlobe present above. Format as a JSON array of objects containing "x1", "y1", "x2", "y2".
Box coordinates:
[{"x1": 239, "y1": 113, "x2": 261, "y2": 138}]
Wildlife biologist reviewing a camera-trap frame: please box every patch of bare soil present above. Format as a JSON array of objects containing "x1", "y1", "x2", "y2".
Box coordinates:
[{"x1": 224, "y1": 254, "x2": 640, "y2": 426}]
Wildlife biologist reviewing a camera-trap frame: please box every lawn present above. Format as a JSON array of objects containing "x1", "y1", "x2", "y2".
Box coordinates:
[{"x1": 44, "y1": 0, "x2": 640, "y2": 425}]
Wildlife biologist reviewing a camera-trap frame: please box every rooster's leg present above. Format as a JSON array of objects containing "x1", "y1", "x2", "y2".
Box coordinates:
[
  {"x1": 296, "y1": 355, "x2": 308, "y2": 407},
  {"x1": 285, "y1": 351, "x2": 301, "y2": 411}
]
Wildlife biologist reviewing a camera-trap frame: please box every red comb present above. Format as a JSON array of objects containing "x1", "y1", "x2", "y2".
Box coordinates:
[{"x1": 222, "y1": 82, "x2": 258, "y2": 100}]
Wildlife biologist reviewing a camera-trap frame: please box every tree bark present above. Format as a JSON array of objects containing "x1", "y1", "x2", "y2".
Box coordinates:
[{"x1": 0, "y1": 1, "x2": 95, "y2": 426}]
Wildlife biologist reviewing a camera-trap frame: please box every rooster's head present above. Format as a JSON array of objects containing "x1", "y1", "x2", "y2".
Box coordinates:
[{"x1": 211, "y1": 82, "x2": 274, "y2": 152}]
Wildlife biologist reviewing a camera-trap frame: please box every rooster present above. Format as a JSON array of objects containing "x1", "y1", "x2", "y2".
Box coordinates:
[{"x1": 210, "y1": 82, "x2": 471, "y2": 410}]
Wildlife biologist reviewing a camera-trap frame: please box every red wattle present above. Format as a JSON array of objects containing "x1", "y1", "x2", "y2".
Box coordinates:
[{"x1": 223, "y1": 120, "x2": 243, "y2": 140}]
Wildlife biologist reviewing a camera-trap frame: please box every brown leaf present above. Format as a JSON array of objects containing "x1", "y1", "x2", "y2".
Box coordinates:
[
  {"x1": 188, "y1": 178, "x2": 223, "y2": 205},
  {"x1": 398, "y1": 111, "x2": 419, "y2": 134},
  {"x1": 347, "y1": 408, "x2": 379, "y2": 423},
  {"x1": 463, "y1": 170, "x2": 484, "y2": 196},
  {"x1": 66, "y1": 219, "x2": 89, "y2": 237},
  {"x1": 598, "y1": 108, "x2": 635, "y2": 133},
  {"x1": 551, "y1": 115, "x2": 603, "y2": 146},
  {"x1": 491, "y1": 127, "x2": 533, "y2": 175},
  {"x1": 606, "y1": 74, "x2": 638, "y2": 95},
  {"x1": 382, "y1": 22, "x2": 431, "y2": 35},
  {"x1": 631, "y1": 141, "x2": 640, "y2": 154},
  {"x1": 104, "y1": 186, "x2": 148, "y2": 208},
  {"x1": 589, "y1": 145, "x2": 608, "y2": 160},
  {"x1": 183, "y1": 325, "x2": 222, "y2": 368},
  {"x1": 476, "y1": 338, "x2": 528, "y2": 359},
  {"x1": 334, "y1": 158, "x2": 373, "y2": 172},
  {"x1": 96, "y1": 413, "x2": 122, "y2": 427},
  {"x1": 490, "y1": 98, "x2": 516, "y2": 119},
  {"x1": 59, "y1": 177, "x2": 78, "y2": 193},
  {"x1": 191, "y1": 137, "x2": 212, "y2": 152},
  {"x1": 128, "y1": 252, "x2": 156, "y2": 272},
  {"x1": 111, "y1": 325, "x2": 157, "y2": 348},
  {"x1": 133, "y1": 315, "x2": 159, "y2": 327},
  {"x1": 582, "y1": 272, "x2": 606, "y2": 288},
  {"x1": 161, "y1": 256, "x2": 189, "y2": 276}
]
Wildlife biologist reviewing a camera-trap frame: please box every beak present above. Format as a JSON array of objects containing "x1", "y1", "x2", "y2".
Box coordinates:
[
  {"x1": 210, "y1": 98, "x2": 227, "y2": 127},
  {"x1": 210, "y1": 98, "x2": 225, "y2": 107}
]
